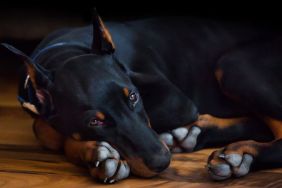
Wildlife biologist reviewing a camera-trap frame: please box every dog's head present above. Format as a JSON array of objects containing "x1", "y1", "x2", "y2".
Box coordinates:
[{"x1": 2, "y1": 14, "x2": 171, "y2": 177}]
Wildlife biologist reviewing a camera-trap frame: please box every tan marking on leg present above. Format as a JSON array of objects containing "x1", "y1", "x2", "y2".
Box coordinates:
[
  {"x1": 225, "y1": 140, "x2": 260, "y2": 156},
  {"x1": 264, "y1": 117, "x2": 282, "y2": 139},
  {"x1": 195, "y1": 114, "x2": 248, "y2": 129},
  {"x1": 33, "y1": 118, "x2": 64, "y2": 151}
]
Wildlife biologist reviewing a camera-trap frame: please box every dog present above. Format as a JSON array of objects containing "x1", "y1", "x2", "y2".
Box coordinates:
[{"x1": 2, "y1": 14, "x2": 282, "y2": 183}]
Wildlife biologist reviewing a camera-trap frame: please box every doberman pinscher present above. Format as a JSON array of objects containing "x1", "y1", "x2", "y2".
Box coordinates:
[{"x1": 2, "y1": 14, "x2": 282, "y2": 183}]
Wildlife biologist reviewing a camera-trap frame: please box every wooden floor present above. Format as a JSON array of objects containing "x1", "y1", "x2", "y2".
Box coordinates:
[{"x1": 0, "y1": 79, "x2": 282, "y2": 188}]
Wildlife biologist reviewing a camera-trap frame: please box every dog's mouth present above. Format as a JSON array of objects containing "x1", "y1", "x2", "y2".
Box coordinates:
[{"x1": 125, "y1": 157, "x2": 159, "y2": 177}]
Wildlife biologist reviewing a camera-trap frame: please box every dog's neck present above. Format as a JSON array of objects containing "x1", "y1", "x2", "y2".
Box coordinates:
[{"x1": 31, "y1": 42, "x2": 91, "y2": 68}]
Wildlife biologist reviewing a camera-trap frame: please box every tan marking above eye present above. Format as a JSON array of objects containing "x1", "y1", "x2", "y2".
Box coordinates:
[
  {"x1": 123, "y1": 87, "x2": 129, "y2": 97},
  {"x1": 96, "y1": 111, "x2": 105, "y2": 121}
]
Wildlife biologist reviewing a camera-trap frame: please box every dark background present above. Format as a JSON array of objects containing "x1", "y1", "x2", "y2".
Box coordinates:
[
  {"x1": 1, "y1": 1, "x2": 280, "y2": 20},
  {"x1": 1, "y1": 1, "x2": 282, "y2": 49},
  {"x1": 0, "y1": 1, "x2": 281, "y2": 78}
]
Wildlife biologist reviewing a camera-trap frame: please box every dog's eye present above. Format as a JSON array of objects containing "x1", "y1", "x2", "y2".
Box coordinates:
[
  {"x1": 129, "y1": 92, "x2": 138, "y2": 102},
  {"x1": 128, "y1": 91, "x2": 139, "y2": 109},
  {"x1": 89, "y1": 118, "x2": 104, "y2": 127}
]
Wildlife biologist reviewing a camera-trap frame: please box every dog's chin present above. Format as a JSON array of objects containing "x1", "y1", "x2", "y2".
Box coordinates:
[{"x1": 125, "y1": 157, "x2": 159, "y2": 178}]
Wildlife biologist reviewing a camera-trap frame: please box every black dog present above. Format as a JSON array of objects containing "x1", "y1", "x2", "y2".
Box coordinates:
[{"x1": 2, "y1": 14, "x2": 282, "y2": 183}]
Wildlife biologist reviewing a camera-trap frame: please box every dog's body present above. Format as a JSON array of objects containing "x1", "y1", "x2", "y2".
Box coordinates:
[
  {"x1": 3, "y1": 17, "x2": 282, "y2": 183},
  {"x1": 28, "y1": 18, "x2": 281, "y2": 129}
]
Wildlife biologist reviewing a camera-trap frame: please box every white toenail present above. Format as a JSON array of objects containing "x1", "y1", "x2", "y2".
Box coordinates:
[
  {"x1": 95, "y1": 161, "x2": 100, "y2": 167},
  {"x1": 218, "y1": 154, "x2": 225, "y2": 159},
  {"x1": 109, "y1": 179, "x2": 115, "y2": 184}
]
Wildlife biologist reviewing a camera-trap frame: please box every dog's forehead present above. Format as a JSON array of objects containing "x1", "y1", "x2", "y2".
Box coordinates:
[
  {"x1": 62, "y1": 56, "x2": 113, "y2": 74},
  {"x1": 51, "y1": 54, "x2": 133, "y2": 109},
  {"x1": 56, "y1": 54, "x2": 129, "y2": 81},
  {"x1": 53, "y1": 77, "x2": 123, "y2": 101},
  {"x1": 52, "y1": 71, "x2": 130, "y2": 110}
]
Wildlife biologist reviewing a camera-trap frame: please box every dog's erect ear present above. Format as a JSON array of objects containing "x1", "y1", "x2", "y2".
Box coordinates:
[
  {"x1": 1, "y1": 43, "x2": 53, "y2": 89},
  {"x1": 91, "y1": 9, "x2": 115, "y2": 55},
  {"x1": 1, "y1": 43, "x2": 54, "y2": 116}
]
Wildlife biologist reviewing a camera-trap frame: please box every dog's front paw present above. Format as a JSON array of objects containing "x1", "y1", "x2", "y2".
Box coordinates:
[
  {"x1": 207, "y1": 141, "x2": 256, "y2": 181},
  {"x1": 86, "y1": 141, "x2": 130, "y2": 183},
  {"x1": 159, "y1": 126, "x2": 201, "y2": 153}
]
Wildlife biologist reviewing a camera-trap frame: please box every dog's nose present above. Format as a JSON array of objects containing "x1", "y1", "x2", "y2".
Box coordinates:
[{"x1": 145, "y1": 146, "x2": 171, "y2": 173}]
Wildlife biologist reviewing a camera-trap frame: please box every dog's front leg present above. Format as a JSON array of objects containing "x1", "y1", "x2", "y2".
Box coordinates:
[
  {"x1": 64, "y1": 139, "x2": 130, "y2": 183},
  {"x1": 159, "y1": 115, "x2": 273, "y2": 153},
  {"x1": 207, "y1": 138, "x2": 282, "y2": 180},
  {"x1": 207, "y1": 117, "x2": 282, "y2": 180},
  {"x1": 33, "y1": 119, "x2": 130, "y2": 183}
]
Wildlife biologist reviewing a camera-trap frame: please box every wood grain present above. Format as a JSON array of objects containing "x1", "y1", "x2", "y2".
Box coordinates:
[{"x1": 0, "y1": 88, "x2": 282, "y2": 187}]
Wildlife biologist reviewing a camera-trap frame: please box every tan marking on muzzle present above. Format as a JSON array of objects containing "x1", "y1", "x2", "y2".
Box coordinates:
[
  {"x1": 33, "y1": 118, "x2": 64, "y2": 151},
  {"x1": 125, "y1": 157, "x2": 158, "y2": 178}
]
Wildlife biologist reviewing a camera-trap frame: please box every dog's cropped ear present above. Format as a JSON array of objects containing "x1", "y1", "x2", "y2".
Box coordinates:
[
  {"x1": 1, "y1": 43, "x2": 53, "y2": 89},
  {"x1": 1, "y1": 43, "x2": 54, "y2": 116},
  {"x1": 91, "y1": 9, "x2": 115, "y2": 55}
]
